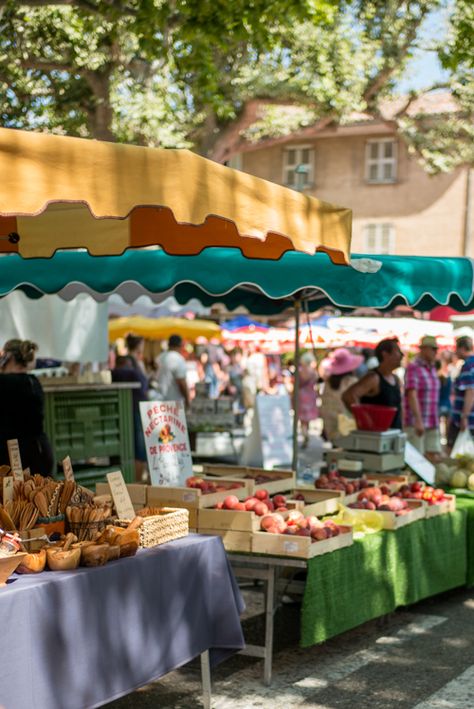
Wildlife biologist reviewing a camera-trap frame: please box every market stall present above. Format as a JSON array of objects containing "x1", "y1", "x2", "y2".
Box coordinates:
[{"x1": 0, "y1": 535, "x2": 244, "y2": 709}]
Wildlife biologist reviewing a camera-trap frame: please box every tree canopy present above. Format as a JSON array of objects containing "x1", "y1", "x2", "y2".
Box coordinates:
[{"x1": 0, "y1": 0, "x2": 472, "y2": 171}]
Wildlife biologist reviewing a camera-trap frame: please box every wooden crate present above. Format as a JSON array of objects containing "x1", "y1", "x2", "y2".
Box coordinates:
[
  {"x1": 364, "y1": 473, "x2": 410, "y2": 491},
  {"x1": 96, "y1": 482, "x2": 147, "y2": 509},
  {"x1": 199, "y1": 529, "x2": 253, "y2": 552},
  {"x1": 310, "y1": 485, "x2": 360, "y2": 507},
  {"x1": 424, "y1": 494, "x2": 456, "y2": 518},
  {"x1": 198, "y1": 508, "x2": 261, "y2": 533},
  {"x1": 251, "y1": 526, "x2": 353, "y2": 559},
  {"x1": 146, "y1": 478, "x2": 249, "y2": 510},
  {"x1": 201, "y1": 464, "x2": 249, "y2": 478},
  {"x1": 348, "y1": 500, "x2": 425, "y2": 530},
  {"x1": 289, "y1": 488, "x2": 343, "y2": 517},
  {"x1": 202, "y1": 464, "x2": 296, "y2": 496}
]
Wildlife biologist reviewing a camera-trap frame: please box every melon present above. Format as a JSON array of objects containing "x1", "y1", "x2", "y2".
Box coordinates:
[
  {"x1": 435, "y1": 463, "x2": 451, "y2": 485},
  {"x1": 467, "y1": 473, "x2": 474, "y2": 492},
  {"x1": 450, "y1": 469, "x2": 468, "y2": 489}
]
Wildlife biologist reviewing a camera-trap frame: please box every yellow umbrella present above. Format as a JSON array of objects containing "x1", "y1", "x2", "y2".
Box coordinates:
[
  {"x1": 108, "y1": 316, "x2": 221, "y2": 342},
  {"x1": 0, "y1": 128, "x2": 351, "y2": 262}
]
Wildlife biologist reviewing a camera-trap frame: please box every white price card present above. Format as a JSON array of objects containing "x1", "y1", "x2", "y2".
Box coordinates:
[
  {"x1": 62, "y1": 456, "x2": 75, "y2": 481},
  {"x1": 3, "y1": 476, "x2": 14, "y2": 504},
  {"x1": 7, "y1": 439, "x2": 24, "y2": 481},
  {"x1": 404, "y1": 442, "x2": 436, "y2": 486},
  {"x1": 106, "y1": 470, "x2": 135, "y2": 521}
]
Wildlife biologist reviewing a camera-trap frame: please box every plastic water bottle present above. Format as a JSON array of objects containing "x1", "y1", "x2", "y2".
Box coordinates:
[{"x1": 298, "y1": 464, "x2": 315, "y2": 486}]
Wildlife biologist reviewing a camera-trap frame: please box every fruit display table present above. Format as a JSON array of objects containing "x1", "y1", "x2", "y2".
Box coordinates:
[
  {"x1": 0, "y1": 535, "x2": 244, "y2": 709},
  {"x1": 302, "y1": 510, "x2": 467, "y2": 646}
]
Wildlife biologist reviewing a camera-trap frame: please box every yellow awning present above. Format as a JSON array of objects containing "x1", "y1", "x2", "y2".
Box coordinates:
[
  {"x1": 0, "y1": 128, "x2": 352, "y2": 262},
  {"x1": 108, "y1": 316, "x2": 221, "y2": 342}
]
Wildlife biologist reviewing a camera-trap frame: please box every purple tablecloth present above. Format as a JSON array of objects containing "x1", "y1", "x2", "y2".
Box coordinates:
[{"x1": 0, "y1": 534, "x2": 244, "y2": 709}]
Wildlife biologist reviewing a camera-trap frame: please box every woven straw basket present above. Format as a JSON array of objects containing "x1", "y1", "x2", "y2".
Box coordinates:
[{"x1": 116, "y1": 507, "x2": 189, "y2": 548}]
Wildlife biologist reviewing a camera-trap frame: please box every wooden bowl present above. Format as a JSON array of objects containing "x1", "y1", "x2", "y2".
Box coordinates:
[
  {"x1": 80, "y1": 544, "x2": 109, "y2": 567},
  {"x1": 107, "y1": 544, "x2": 120, "y2": 561},
  {"x1": 0, "y1": 553, "x2": 27, "y2": 585},
  {"x1": 46, "y1": 547, "x2": 81, "y2": 571},
  {"x1": 16, "y1": 549, "x2": 47, "y2": 574}
]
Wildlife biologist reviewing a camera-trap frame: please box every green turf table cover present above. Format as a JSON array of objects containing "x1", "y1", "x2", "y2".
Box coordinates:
[
  {"x1": 450, "y1": 494, "x2": 474, "y2": 587},
  {"x1": 301, "y1": 511, "x2": 467, "y2": 647}
]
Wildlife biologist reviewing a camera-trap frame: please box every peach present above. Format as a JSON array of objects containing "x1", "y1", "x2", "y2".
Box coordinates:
[
  {"x1": 215, "y1": 501, "x2": 224, "y2": 509},
  {"x1": 186, "y1": 476, "x2": 204, "y2": 488},
  {"x1": 296, "y1": 527, "x2": 311, "y2": 537},
  {"x1": 294, "y1": 493, "x2": 305, "y2": 501},
  {"x1": 253, "y1": 501, "x2": 269, "y2": 516},
  {"x1": 234, "y1": 502, "x2": 246, "y2": 511},
  {"x1": 223, "y1": 495, "x2": 240, "y2": 510},
  {"x1": 287, "y1": 510, "x2": 305, "y2": 525},
  {"x1": 273, "y1": 494, "x2": 286, "y2": 507},
  {"x1": 345, "y1": 483, "x2": 355, "y2": 495},
  {"x1": 266, "y1": 501, "x2": 275, "y2": 512},
  {"x1": 255, "y1": 489, "x2": 269, "y2": 501},
  {"x1": 261, "y1": 514, "x2": 278, "y2": 531},
  {"x1": 275, "y1": 506, "x2": 288, "y2": 513},
  {"x1": 244, "y1": 497, "x2": 259, "y2": 511},
  {"x1": 312, "y1": 527, "x2": 329, "y2": 541}
]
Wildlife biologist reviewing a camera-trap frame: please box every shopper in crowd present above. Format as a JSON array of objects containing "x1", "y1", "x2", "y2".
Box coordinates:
[
  {"x1": 297, "y1": 352, "x2": 319, "y2": 448},
  {"x1": 224, "y1": 348, "x2": 245, "y2": 408},
  {"x1": 437, "y1": 350, "x2": 453, "y2": 440},
  {"x1": 198, "y1": 349, "x2": 220, "y2": 398},
  {"x1": 0, "y1": 339, "x2": 53, "y2": 476},
  {"x1": 343, "y1": 337, "x2": 403, "y2": 429},
  {"x1": 403, "y1": 336, "x2": 441, "y2": 458},
  {"x1": 245, "y1": 343, "x2": 269, "y2": 395},
  {"x1": 320, "y1": 348, "x2": 363, "y2": 441},
  {"x1": 156, "y1": 334, "x2": 190, "y2": 407},
  {"x1": 111, "y1": 354, "x2": 148, "y2": 481},
  {"x1": 448, "y1": 336, "x2": 474, "y2": 450}
]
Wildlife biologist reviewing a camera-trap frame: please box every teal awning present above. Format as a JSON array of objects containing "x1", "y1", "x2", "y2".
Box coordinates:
[{"x1": 0, "y1": 249, "x2": 473, "y2": 314}]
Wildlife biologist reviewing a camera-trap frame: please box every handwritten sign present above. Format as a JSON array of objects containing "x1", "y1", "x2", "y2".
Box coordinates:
[
  {"x1": 62, "y1": 456, "x2": 75, "y2": 481},
  {"x1": 140, "y1": 400, "x2": 193, "y2": 486},
  {"x1": 106, "y1": 471, "x2": 135, "y2": 521},
  {"x1": 7, "y1": 439, "x2": 24, "y2": 481},
  {"x1": 3, "y1": 476, "x2": 13, "y2": 504},
  {"x1": 241, "y1": 394, "x2": 292, "y2": 468},
  {"x1": 404, "y1": 442, "x2": 435, "y2": 485}
]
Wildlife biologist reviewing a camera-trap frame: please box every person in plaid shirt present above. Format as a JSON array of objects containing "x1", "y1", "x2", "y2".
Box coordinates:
[
  {"x1": 448, "y1": 335, "x2": 474, "y2": 450},
  {"x1": 404, "y1": 335, "x2": 441, "y2": 457}
]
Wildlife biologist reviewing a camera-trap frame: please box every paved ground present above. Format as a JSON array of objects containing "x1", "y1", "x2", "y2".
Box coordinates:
[{"x1": 105, "y1": 584, "x2": 474, "y2": 709}]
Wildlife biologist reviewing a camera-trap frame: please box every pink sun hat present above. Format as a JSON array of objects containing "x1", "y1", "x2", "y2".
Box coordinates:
[{"x1": 320, "y1": 348, "x2": 364, "y2": 377}]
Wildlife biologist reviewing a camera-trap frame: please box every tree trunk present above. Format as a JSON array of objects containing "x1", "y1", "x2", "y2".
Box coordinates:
[{"x1": 84, "y1": 68, "x2": 116, "y2": 142}]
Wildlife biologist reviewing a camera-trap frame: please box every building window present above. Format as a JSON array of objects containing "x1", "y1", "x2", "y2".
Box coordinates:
[
  {"x1": 363, "y1": 223, "x2": 395, "y2": 254},
  {"x1": 283, "y1": 146, "x2": 314, "y2": 189},
  {"x1": 365, "y1": 139, "x2": 397, "y2": 184}
]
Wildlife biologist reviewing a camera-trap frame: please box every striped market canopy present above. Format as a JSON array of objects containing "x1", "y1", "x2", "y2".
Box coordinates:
[{"x1": 0, "y1": 248, "x2": 473, "y2": 314}]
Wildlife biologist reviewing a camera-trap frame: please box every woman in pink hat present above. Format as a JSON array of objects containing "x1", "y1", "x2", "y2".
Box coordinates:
[{"x1": 320, "y1": 348, "x2": 364, "y2": 440}]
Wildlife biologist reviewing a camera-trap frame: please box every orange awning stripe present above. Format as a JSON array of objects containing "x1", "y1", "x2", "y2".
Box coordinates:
[{"x1": 0, "y1": 128, "x2": 352, "y2": 262}]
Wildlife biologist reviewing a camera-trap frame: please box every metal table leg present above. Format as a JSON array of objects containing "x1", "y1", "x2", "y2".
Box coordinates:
[
  {"x1": 200, "y1": 650, "x2": 211, "y2": 709},
  {"x1": 263, "y1": 565, "x2": 276, "y2": 686}
]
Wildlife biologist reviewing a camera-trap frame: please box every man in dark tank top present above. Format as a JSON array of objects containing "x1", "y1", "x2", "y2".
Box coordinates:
[{"x1": 342, "y1": 338, "x2": 403, "y2": 429}]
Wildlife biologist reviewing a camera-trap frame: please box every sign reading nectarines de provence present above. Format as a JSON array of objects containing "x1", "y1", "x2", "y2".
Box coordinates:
[{"x1": 140, "y1": 401, "x2": 193, "y2": 486}]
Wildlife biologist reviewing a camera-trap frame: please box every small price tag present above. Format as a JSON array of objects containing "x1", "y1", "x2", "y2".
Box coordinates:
[
  {"x1": 183, "y1": 491, "x2": 198, "y2": 502},
  {"x1": 283, "y1": 541, "x2": 298, "y2": 553},
  {"x1": 106, "y1": 471, "x2": 135, "y2": 521},
  {"x1": 3, "y1": 476, "x2": 14, "y2": 503},
  {"x1": 7, "y1": 440, "x2": 24, "y2": 481},
  {"x1": 62, "y1": 456, "x2": 75, "y2": 482}
]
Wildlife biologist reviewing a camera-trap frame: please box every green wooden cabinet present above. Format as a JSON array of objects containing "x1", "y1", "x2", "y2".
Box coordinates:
[{"x1": 43, "y1": 384, "x2": 136, "y2": 486}]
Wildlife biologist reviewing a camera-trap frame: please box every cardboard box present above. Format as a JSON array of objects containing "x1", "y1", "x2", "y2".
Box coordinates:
[
  {"x1": 198, "y1": 508, "x2": 261, "y2": 532},
  {"x1": 199, "y1": 529, "x2": 253, "y2": 552},
  {"x1": 289, "y1": 488, "x2": 343, "y2": 517},
  {"x1": 251, "y1": 526, "x2": 353, "y2": 559},
  {"x1": 146, "y1": 478, "x2": 249, "y2": 510},
  {"x1": 348, "y1": 500, "x2": 425, "y2": 530}
]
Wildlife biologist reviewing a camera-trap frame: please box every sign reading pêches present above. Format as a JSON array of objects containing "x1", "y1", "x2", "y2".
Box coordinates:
[{"x1": 140, "y1": 401, "x2": 193, "y2": 486}]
